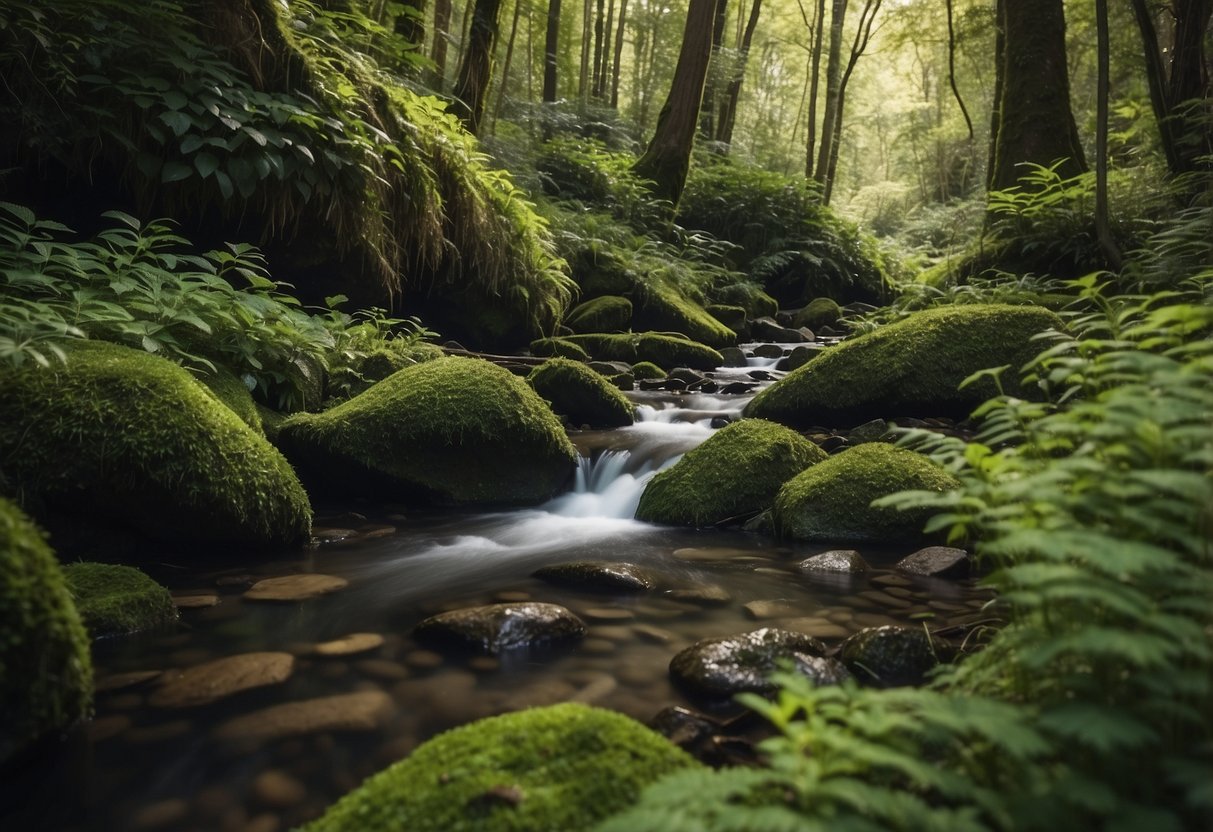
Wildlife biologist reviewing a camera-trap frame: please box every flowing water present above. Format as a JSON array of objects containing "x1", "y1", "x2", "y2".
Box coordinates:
[{"x1": 14, "y1": 346, "x2": 993, "y2": 832}]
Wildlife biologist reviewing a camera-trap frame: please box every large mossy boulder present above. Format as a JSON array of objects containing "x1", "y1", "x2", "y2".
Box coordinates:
[
  {"x1": 632, "y1": 283, "x2": 736, "y2": 348},
  {"x1": 279, "y1": 357, "x2": 576, "y2": 505},
  {"x1": 0, "y1": 342, "x2": 312, "y2": 549},
  {"x1": 304, "y1": 703, "x2": 701, "y2": 832},
  {"x1": 0, "y1": 500, "x2": 92, "y2": 765},
  {"x1": 773, "y1": 444, "x2": 959, "y2": 542},
  {"x1": 197, "y1": 366, "x2": 262, "y2": 433},
  {"x1": 564, "y1": 333, "x2": 722, "y2": 371},
  {"x1": 793, "y1": 297, "x2": 843, "y2": 331},
  {"x1": 530, "y1": 337, "x2": 591, "y2": 362},
  {"x1": 565, "y1": 296, "x2": 634, "y2": 334},
  {"x1": 746, "y1": 304, "x2": 1063, "y2": 427},
  {"x1": 527, "y1": 359, "x2": 634, "y2": 428},
  {"x1": 62, "y1": 563, "x2": 177, "y2": 638},
  {"x1": 636, "y1": 419, "x2": 826, "y2": 526}
]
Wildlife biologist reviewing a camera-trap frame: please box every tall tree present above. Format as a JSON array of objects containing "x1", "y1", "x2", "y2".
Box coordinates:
[
  {"x1": 633, "y1": 0, "x2": 720, "y2": 204},
  {"x1": 430, "y1": 0, "x2": 453, "y2": 90},
  {"x1": 804, "y1": 0, "x2": 826, "y2": 176},
  {"x1": 987, "y1": 0, "x2": 1086, "y2": 192},
  {"x1": 699, "y1": 0, "x2": 731, "y2": 139},
  {"x1": 812, "y1": 0, "x2": 847, "y2": 185},
  {"x1": 1095, "y1": 0, "x2": 1122, "y2": 268},
  {"x1": 490, "y1": 0, "x2": 524, "y2": 132},
  {"x1": 591, "y1": 0, "x2": 606, "y2": 99},
  {"x1": 579, "y1": 0, "x2": 592, "y2": 105},
  {"x1": 823, "y1": 0, "x2": 881, "y2": 203},
  {"x1": 451, "y1": 0, "x2": 504, "y2": 133},
  {"x1": 715, "y1": 0, "x2": 763, "y2": 149},
  {"x1": 543, "y1": 0, "x2": 561, "y2": 102},
  {"x1": 609, "y1": 0, "x2": 629, "y2": 107}
]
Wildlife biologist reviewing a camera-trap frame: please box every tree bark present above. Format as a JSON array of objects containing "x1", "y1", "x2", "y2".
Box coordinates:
[
  {"x1": 633, "y1": 0, "x2": 720, "y2": 205},
  {"x1": 1094, "y1": 0, "x2": 1122, "y2": 268},
  {"x1": 452, "y1": 0, "x2": 504, "y2": 134},
  {"x1": 813, "y1": 0, "x2": 847, "y2": 185},
  {"x1": 700, "y1": 0, "x2": 731, "y2": 138},
  {"x1": 987, "y1": 0, "x2": 1086, "y2": 192},
  {"x1": 543, "y1": 0, "x2": 561, "y2": 102},
  {"x1": 715, "y1": 0, "x2": 763, "y2": 148},
  {"x1": 490, "y1": 0, "x2": 524, "y2": 132},
  {"x1": 430, "y1": 0, "x2": 453, "y2": 91},
  {"x1": 591, "y1": 0, "x2": 606, "y2": 100},
  {"x1": 805, "y1": 0, "x2": 825, "y2": 177},
  {"x1": 610, "y1": 0, "x2": 629, "y2": 107}
]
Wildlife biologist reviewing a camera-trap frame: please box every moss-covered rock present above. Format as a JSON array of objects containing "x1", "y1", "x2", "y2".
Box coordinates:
[
  {"x1": 637, "y1": 419, "x2": 826, "y2": 526},
  {"x1": 632, "y1": 283, "x2": 736, "y2": 348},
  {"x1": 565, "y1": 296, "x2": 633, "y2": 334},
  {"x1": 280, "y1": 357, "x2": 576, "y2": 505},
  {"x1": 329, "y1": 342, "x2": 444, "y2": 400},
  {"x1": 705, "y1": 303, "x2": 748, "y2": 332},
  {"x1": 631, "y1": 361, "x2": 666, "y2": 380},
  {"x1": 746, "y1": 304, "x2": 1063, "y2": 427},
  {"x1": 0, "y1": 499, "x2": 92, "y2": 765},
  {"x1": 773, "y1": 444, "x2": 959, "y2": 542},
  {"x1": 198, "y1": 366, "x2": 261, "y2": 433},
  {"x1": 794, "y1": 297, "x2": 843, "y2": 330},
  {"x1": 530, "y1": 337, "x2": 591, "y2": 362},
  {"x1": 61, "y1": 563, "x2": 177, "y2": 638},
  {"x1": 564, "y1": 333, "x2": 722, "y2": 371},
  {"x1": 528, "y1": 359, "x2": 634, "y2": 428},
  {"x1": 712, "y1": 283, "x2": 779, "y2": 318},
  {"x1": 304, "y1": 703, "x2": 700, "y2": 832},
  {"x1": 0, "y1": 342, "x2": 312, "y2": 549},
  {"x1": 572, "y1": 248, "x2": 639, "y2": 297}
]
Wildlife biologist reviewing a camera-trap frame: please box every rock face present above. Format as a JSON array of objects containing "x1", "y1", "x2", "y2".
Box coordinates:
[
  {"x1": 214, "y1": 691, "x2": 394, "y2": 743},
  {"x1": 896, "y1": 546, "x2": 970, "y2": 578},
  {"x1": 797, "y1": 550, "x2": 870, "y2": 574},
  {"x1": 565, "y1": 295, "x2": 634, "y2": 334},
  {"x1": 669, "y1": 628, "x2": 851, "y2": 699},
  {"x1": 563, "y1": 333, "x2": 723, "y2": 371},
  {"x1": 527, "y1": 359, "x2": 635, "y2": 428},
  {"x1": 532, "y1": 561, "x2": 655, "y2": 593},
  {"x1": 279, "y1": 357, "x2": 577, "y2": 505},
  {"x1": 243, "y1": 574, "x2": 350, "y2": 602},
  {"x1": 746, "y1": 304, "x2": 1064, "y2": 426},
  {"x1": 774, "y1": 444, "x2": 959, "y2": 542},
  {"x1": 0, "y1": 342, "x2": 312, "y2": 548},
  {"x1": 61, "y1": 563, "x2": 178, "y2": 637},
  {"x1": 149, "y1": 652, "x2": 295, "y2": 708},
  {"x1": 0, "y1": 499, "x2": 92, "y2": 765},
  {"x1": 303, "y1": 703, "x2": 701, "y2": 832},
  {"x1": 637, "y1": 419, "x2": 827, "y2": 527},
  {"x1": 413, "y1": 603, "x2": 587, "y2": 654},
  {"x1": 840, "y1": 625, "x2": 939, "y2": 687}
]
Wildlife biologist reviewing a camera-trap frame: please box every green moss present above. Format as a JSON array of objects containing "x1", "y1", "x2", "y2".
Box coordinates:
[
  {"x1": 746, "y1": 305, "x2": 1063, "y2": 427},
  {"x1": 571, "y1": 248, "x2": 639, "y2": 297},
  {"x1": 794, "y1": 298, "x2": 843, "y2": 331},
  {"x1": 531, "y1": 338, "x2": 591, "y2": 361},
  {"x1": 705, "y1": 304, "x2": 747, "y2": 331},
  {"x1": 528, "y1": 359, "x2": 634, "y2": 428},
  {"x1": 329, "y1": 342, "x2": 443, "y2": 400},
  {"x1": 565, "y1": 296, "x2": 634, "y2": 334},
  {"x1": 563, "y1": 333, "x2": 722, "y2": 371},
  {"x1": 631, "y1": 361, "x2": 666, "y2": 380},
  {"x1": 304, "y1": 703, "x2": 701, "y2": 832},
  {"x1": 280, "y1": 357, "x2": 576, "y2": 505},
  {"x1": 774, "y1": 444, "x2": 959, "y2": 542},
  {"x1": 714, "y1": 284, "x2": 780, "y2": 318},
  {"x1": 62, "y1": 563, "x2": 177, "y2": 638},
  {"x1": 0, "y1": 342, "x2": 312, "y2": 548},
  {"x1": 198, "y1": 366, "x2": 262, "y2": 433},
  {"x1": 632, "y1": 282, "x2": 736, "y2": 348},
  {"x1": 0, "y1": 499, "x2": 92, "y2": 765},
  {"x1": 637, "y1": 419, "x2": 827, "y2": 527},
  {"x1": 257, "y1": 404, "x2": 289, "y2": 443}
]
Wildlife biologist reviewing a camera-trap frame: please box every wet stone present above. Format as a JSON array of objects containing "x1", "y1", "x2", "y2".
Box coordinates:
[
  {"x1": 896, "y1": 546, "x2": 971, "y2": 578},
  {"x1": 214, "y1": 690, "x2": 394, "y2": 744},
  {"x1": 650, "y1": 705, "x2": 717, "y2": 749},
  {"x1": 173, "y1": 593, "x2": 220, "y2": 609},
  {"x1": 666, "y1": 584, "x2": 732, "y2": 606},
  {"x1": 311, "y1": 527, "x2": 357, "y2": 543},
  {"x1": 131, "y1": 798, "x2": 190, "y2": 831},
  {"x1": 797, "y1": 549, "x2": 869, "y2": 574},
  {"x1": 580, "y1": 607, "x2": 636, "y2": 621},
  {"x1": 672, "y1": 546, "x2": 756, "y2": 562},
  {"x1": 858, "y1": 590, "x2": 913, "y2": 609},
  {"x1": 358, "y1": 525, "x2": 396, "y2": 540},
  {"x1": 403, "y1": 650, "x2": 444, "y2": 669},
  {"x1": 670, "y1": 627, "x2": 850, "y2": 700},
  {"x1": 313, "y1": 633, "x2": 385, "y2": 657},
  {"x1": 840, "y1": 625, "x2": 940, "y2": 688},
  {"x1": 150, "y1": 652, "x2": 295, "y2": 708},
  {"x1": 532, "y1": 561, "x2": 656, "y2": 593},
  {"x1": 779, "y1": 617, "x2": 852, "y2": 640},
  {"x1": 720, "y1": 347, "x2": 748, "y2": 367},
  {"x1": 633, "y1": 624, "x2": 676, "y2": 644},
  {"x1": 244, "y1": 574, "x2": 349, "y2": 602},
  {"x1": 413, "y1": 602, "x2": 586, "y2": 655},
  {"x1": 872, "y1": 574, "x2": 914, "y2": 588},
  {"x1": 354, "y1": 659, "x2": 408, "y2": 681},
  {"x1": 252, "y1": 769, "x2": 307, "y2": 808},
  {"x1": 743, "y1": 599, "x2": 804, "y2": 620},
  {"x1": 96, "y1": 670, "x2": 161, "y2": 693},
  {"x1": 847, "y1": 419, "x2": 891, "y2": 445}
]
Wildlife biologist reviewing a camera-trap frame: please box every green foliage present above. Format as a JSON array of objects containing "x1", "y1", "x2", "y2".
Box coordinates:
[
  {"x1": 307, "y1": 703, "x2": 702, "y2": 832},
  {"x1": 530, "y1": 337, "x2": 591, "y2": 362},
  {"x1": 62, "y1": 563, "x2": 177, "y2": 638},
  {"x1": 527, "y1": 358, "x2": 635, "y2": 428},
  {"x1": 537, "y1": 138, "x2": 668, "y2": 227}
]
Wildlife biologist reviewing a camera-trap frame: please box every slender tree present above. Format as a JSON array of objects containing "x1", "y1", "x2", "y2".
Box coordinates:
[
  {"x1": 812, "y1": 0, "x2": 847, "y2": 185},
  {"x1": 823, "y1": 0, "x2": 881, "y2": 203},
  {"x1": 1095, "y1": 0, "x2": 1122, "y2": 268},
  {"x1": 715, "y1": 0, "x2": 763, "y2": 148},
  {"x1": 609, "y1": 0, "x2": 629, "y2": 106},
  {"x1": 699, "y1": 0, "x2": 731, "y2": 138},
  {"x1": 490, "y1": 0, "x2": 524, "y2": 132},
  {"x1": 804, "y1": 0, "x2": 825, "y2": 176},
  {"x1": 591, "y1": 0, "x2": 606, "y2": 99},
  {"x1": 633, "y1": 0, "x2": 720, "y2": 204},
  {"x1": 579, "y1": 0, "x2": 592, "y2": 105},
  {"x1": 451, "y1": 0, "x2": 504, "y2": 133},
  {"x1": 430, "y1": 0, "x2": 453, "y2": 90},
  {"x1": 543, "y1": 0, "x2": 561, "y2": 102}
]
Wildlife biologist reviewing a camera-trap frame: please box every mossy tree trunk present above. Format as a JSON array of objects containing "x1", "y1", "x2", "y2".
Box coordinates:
[
  {"x1": 451, "y1": 0, "x2": 503, "y2": 134},
  {"x1": 987, "y1": 0, "x2": 1087, "y2": 193},
  {"x1": 632, "y1": 0, "x2": 720, "y2": 206}
]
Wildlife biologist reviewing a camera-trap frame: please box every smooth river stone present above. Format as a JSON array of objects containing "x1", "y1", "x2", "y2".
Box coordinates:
[
  {"x1": 895, "y1": 546, "x2": 971, "y2": 578},
  {"x1": 252, "y1": 769, "x2": 308, "y2": 808},
  {"x1": 666, "y1": 584, "x2": 732, "y2": 606},
  {"x1": 172, "y1": 593, "x2": 220, "y2": 609},
  {"x1": 313, "y1": 633, "x2": 385, "y2": 657},
  {"x1": 244, "y1": 574, "x2": 349, "y2": 602},
  {"x1": 840, "y1": 625, "x2": 939, "y2": 687},
  {"x1": 743, "y1": 599, "x2": 804, "y2": 620},
  {"x1": 670, "y1": 628, "x2": 851, "y2": 700},
  {"x1": 796, "y1": 549, "x2": 869, "y2": 574},
  {"x1": 95, "y1": 670, "x2": 162, "y2": 693},
  {"x1": 213, "y1": 690, "x2": 394, "y2": 743},
  {"x1": 149, "y1": 652, "x2": 295, "y2": 708},
  {"x1": 532, "y1": 561, "x2": 655, "y2": 593},
  {"x1": 413, "y1": 602, "x2": 586, "y2": 654}
]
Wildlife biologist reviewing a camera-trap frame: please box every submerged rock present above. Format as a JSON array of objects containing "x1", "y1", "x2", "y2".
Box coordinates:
[
  {"x1": 62, "y1": 563, "x2": 177, "y2": 637},
  {"x1": 637, "y1": 419, "x2": 827, "y2": 527},
  {"x1": 413, "y1": 602, "x2": 587, "y2": 654},
  {"x1": 214, "y1": 690, "x2": 394, "y2": 743},
  {"x1": 0, "y1": 499, "x2": 92, "y2": 765},
  {"x1": 0, "y1": 341, "x2": 312, "y2": 549},
  {"x1": 527, "y1": 359, "x2": 635, "y2": 428},
  {"x1": 303, "y1": 703, "x2": 701, "y2": 832},
  {"x1": 797, "y1": 549, "x2": 870, "y2": 574},
  {"x1": 279, "y1": 357, "x2": 576, "y2": 505},
  {"x1": 243, "y1": 574, "x2": 349, "y2": 602},
  {"x1": 840, "y1": 625, "x2": 939, "y2": 687},
  {"x1": 532, "y1": 561, "x2": 655, "y2": 593},
  {"x1": 895, "y1": 546, "x2": 971, "y2": 578},
  {"x1": 313, "y1": 633, "x2": 385, "y2": 657},
  {"x1": 149, "y1": 652, "x2": 294, "y2": 708},
  {"x1": 746, "y1": 304, "x2": 1064, "y2": 426},
  {"x1": 669, "y1": 627, "x2": 850, "y2": 700},
  {"x1": 774, "y1": 444, "x2": 959, "y2": 542}
]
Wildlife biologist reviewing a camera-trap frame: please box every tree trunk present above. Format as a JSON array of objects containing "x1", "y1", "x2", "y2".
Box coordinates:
[
  {"x1": 988, "y1": 0, "x2": 1086, "y2": 192},
  {"x1": 543, "y1": 0, "x2": 561, "y2": 102},
  {"x1": 823, "y1": 0, "x2": 880, "y2": 203},
  {"x1": 452, "y1": 0, "x2": 504, "y2": 134},
  {"x1": 1095, "y1": 0, "x2": 1122, "y2": 268},
  {"x1": 700, "y1": 0, "x2": 731, "y2": 138},
  {"x1": 633, "y1": 0, "x2": 720, "y2": 205},
  {"x1": 610, "y1": 0, "x2": 629, "y2": 107},
  {"x1": 946, "y1": 0, "x2": 973, "y2": 141},
  {"x1": 715, "y1": 0, "x2": 762, "y2": 148},
  {"x1": 579, "y1": 0, "x2": 592, "y2": 106},
  {"x1": 812, "y1": 0, "x2": 847, "y2": 185},
  {"x1": 591, "y1": 0, "x2": 606, "y2": 100},
  {"x1": 597, "y1": 0, "x2": 616, "y2": 99},
  {"x1": 490, "y1": 0, "x2": 524, "y2": 132},
  {"x1": 430, "y1": 0, "x2": 453, "y2": 91},
  {"x1": 805, "y1": 0, "x2": 825, "y2": 177}
]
